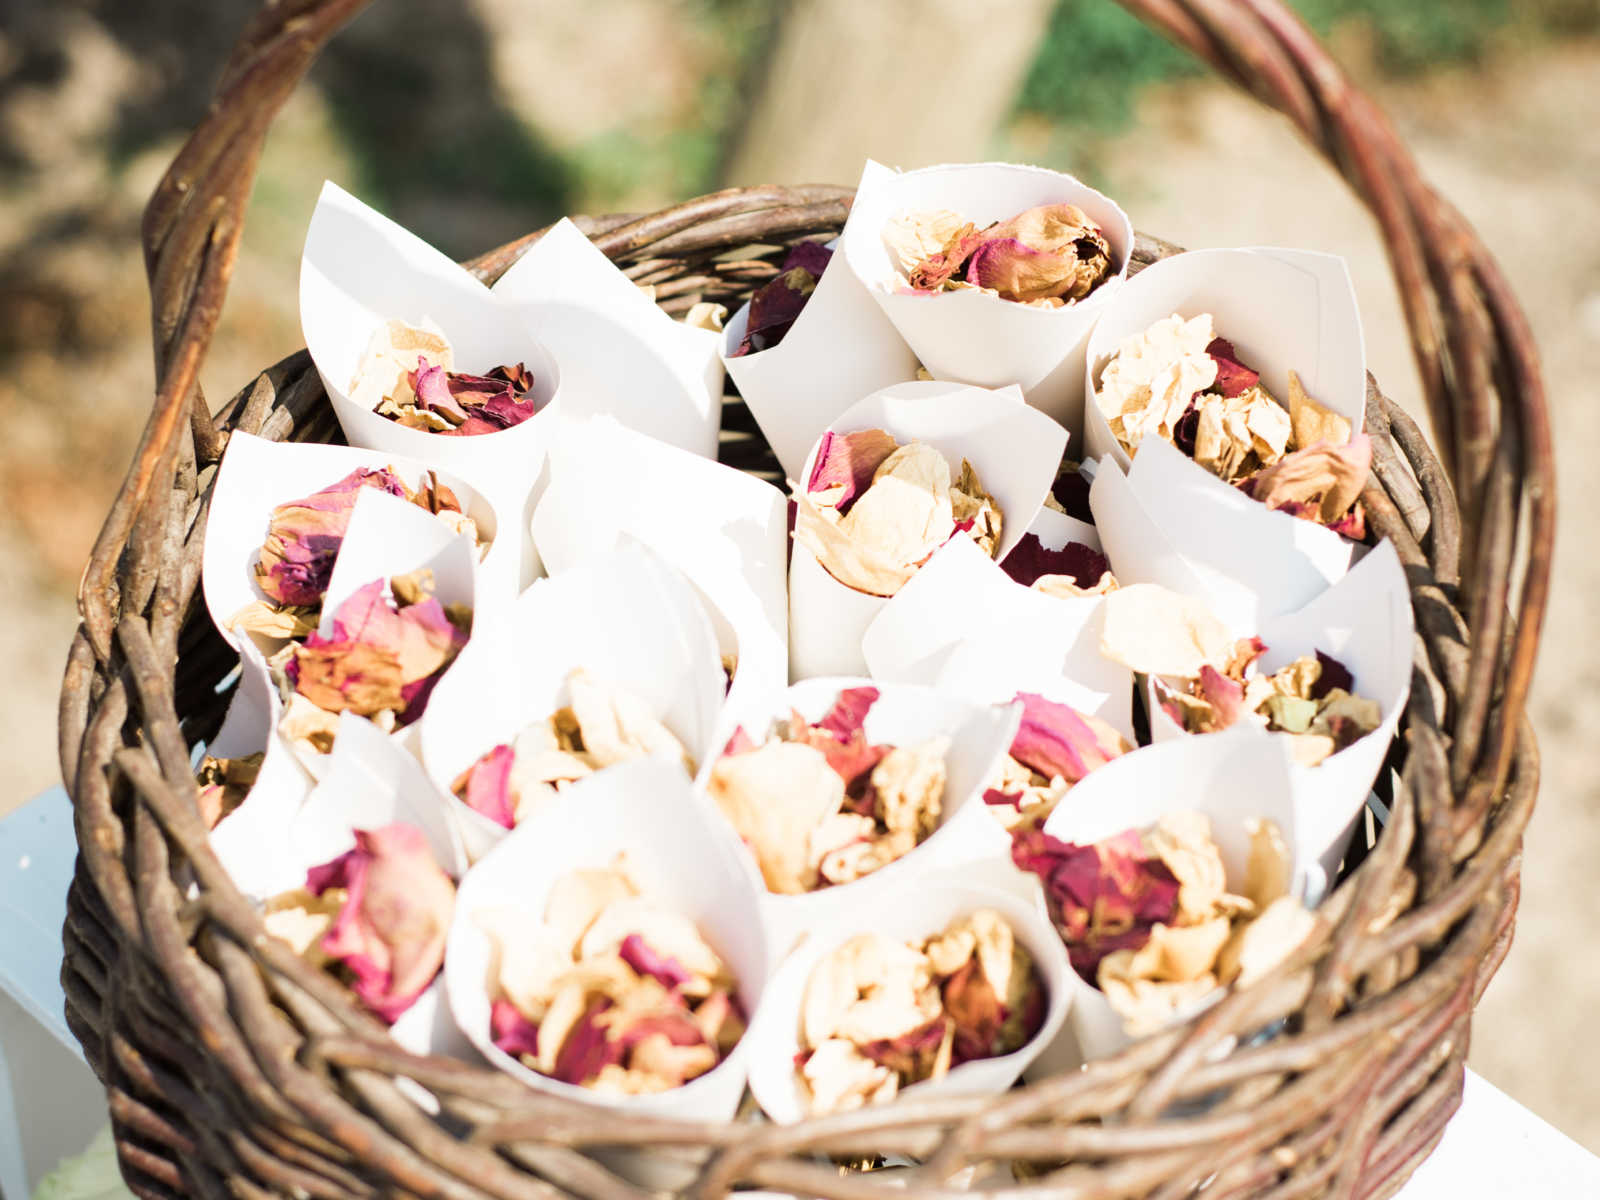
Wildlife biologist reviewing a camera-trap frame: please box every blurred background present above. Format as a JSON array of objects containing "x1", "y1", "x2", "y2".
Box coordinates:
[{"x1": 3, "y1": 0, "x2": 1596, "y2": 1154}]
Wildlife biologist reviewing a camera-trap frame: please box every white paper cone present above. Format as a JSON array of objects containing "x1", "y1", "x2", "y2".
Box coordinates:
[
  {"x1": 419, "y1": 541, "x2": 728, "y2": 861},
  {"x1": 300, "y1": 181, "x2": 562, "y2": 500},
  {"x1": 1026, "y1": 504, "x2": 1103, "y2": 557},
  {"x1": 444, "y1": 759, "x2": 772, "y2": 1123},
  {"x1": 288, "y1": 712, "x2": 469, "y2": 881},
  {"x1": 744, "y1": 878, "x2": 1071, "y2": 1124},
  {"x1": 202, "y1": 431, "x2": 520, "y2": 652},
  {"x1": 528, "y1": 414, "x2": 788, "y2": 748},
  {"x1": 1036, "y1": 730, "x2": 1303, "y2": 1061},
  {"x1": 1084, "y1": 247, "x2": 1366, "y2": 470},
  {"x1": 840, "y1": 160, "x2": 1133, "y2": 443},
  {"x1": 788, "y1": 380, "x2": 1067, "y2": 679},
  {"x1": 1145, "y1": 539, "x2": 1412, "y2": 882},
  {"x1": 491, "y1": 217, "x2": 724, "y2": 459},
  {"x1": 862, "y1": 536, "x2": 1133, "y2": 741},
  {"x1": 1090, "y1": 450, "x2": 1283, "y2": 636},
  {"x1": 206, "y1": 642, "x2": 314, "y2": 899},
  {"x1": 722, "y1": 219, "x2": 921, "y2": 481},
  {"x1": 708, "y1": 677, "x2": 1021, "y2": 954}
]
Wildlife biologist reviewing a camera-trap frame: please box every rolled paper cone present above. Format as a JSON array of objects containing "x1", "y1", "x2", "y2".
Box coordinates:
[
  {"x1": 205, "y1": 641, "x2": 314, "y2": 900},
  {"x1": 722, "y1": 223, "x2": 921, "y2": 481},
  {"x1": 788, "y1": 380, "x2": 1067, "y2": 680},
  {"x1": 444, "y1": 759, "x2": 772, "y2": 1124},
  {"x1": 1037, "y1": 730, "x2": 1303, "y2": 1062},
  {"x1": 1089, "y1": 450, "x2": 1276, "y2": 637},
  {"x1": 419, "y1": 541, "x2": 727, "y2": 861},
  {"x1": 709, "y1": 677, "x2": 1021, "y2": 956},
  {"x1": 744, "y1": 878, "x2": 1071, "y2": 1124},
  {"x1": 1027, "y1": 504, "x2": 1103, "y2": 557},
  {"x1": 862, "y1": 536, "x2": 1133, "y2": 741},
  {"x1": 202, "y1": 431, "x2": 519, "y2": 654},
  {"x1": 288, "y1": 711, "x2": 469, "y2": 881},
  {"x1": 1144, "y1": 538, "x2": 1412, "y2": 884},
  {"x1": 300, "y1": 180, "x2": 563, "y2": 502},
  {"x1": 491, "y1": 217, "x2": 724, "y2": 459},
  {"x1": 1083, "y1": 247, "x2": 1366, "y2": 471},
  {"x1": 840, "y1": 160, "x2": 1134, "y2": 444},
  {"x1": 529, "y1": 414, "x2": 788, "y2": 749}
]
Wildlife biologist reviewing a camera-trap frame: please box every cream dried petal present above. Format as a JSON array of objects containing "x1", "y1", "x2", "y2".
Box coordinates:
[
  {"x1": 818, "y1": 830, "x2": 917, "y2": 886},
  {"x1": 1287, "y1": 370, "x2": 1352, "y2": 451},
  {"x1": 1191, "y1": 387, "x2": 1292, "y2": 483},
  {"x1": 348, "y1": 317, "x2": 453, "y2": 411},
  {"x1": 1313, "y1": 690, "x2": 1383, "y2": 738},
  {"x1": 567, "y1": 668, "x2": 691, "y2": 771},
  {"x1": 1242, "y1": 818, "x2": 1294, "y2": 909},
  {"x1": 262, "y1": 887, "x2": 343, "y2": 963},
  {"x1": 1288, "y1": 733, "x2": 1338, "y2": 767},
  {"x1": 801, "y1": 1038, "x2": 898, "y2": 1116},
  {"x1": 925, "y1": 908, "x2": 1015, "y2": 1000},
  {"x1": 950, "y1": 459, "x2": 1003, "y2": 559},
  {"x1": 709, "y1": 740, "x2": 845, "y2": 894},
  {"x1": 1096, "y1": 313, "x2": 1217, "y2": 456},
  {"x1": 229, "y1": 600, "x2": 318, "y2": 643},
  {"x1": 1217, "y1": 895, "x2": 1317, "y2": 986},
  {"x1": 476, "y1": 907, "x2": 575, "y2": 1021},
  {"x1": 871, "y1": 737, "x2": 949, "y2": 840},
  {"x1": 1100, "y1": 584, "x2": 1234, "y2": 678},
  {"x1": 1034, "y1": 571, "x2": 1118, "y2": 599},
  {"x1": 883, "y1": 209, "x2": 971, "y2": 280},
  {"x1": 807, "y1": 813, "x2": 879, "y2": 874},
  {"x1": 682, "y1": 301, "x2": 727, "y2": 333},
  {"x1": 1267, "y1": 655, "x2": 1323, "y2": 701},
  {"x1": 628, "y1": 1034, "x2": 718, "y2": 1090},
  {"x1": 793, "y1": 491, "x2": 919, "y2": 598},
  {"x1": 279, "y1": 692, "x2": 341, "y2": 758},
  {"x1": 1099, "y1": 963, "x2": 1219, "y2": 1037},
  {"x1": 542, "y1": 866, "x2": 638, "y2": 954},
  {"x1": 1147, "y1": 812, "x2": 1246, "y2": 924},
  {"x1": 836, "y1": 443, "x2": 955, "y2": 569}
]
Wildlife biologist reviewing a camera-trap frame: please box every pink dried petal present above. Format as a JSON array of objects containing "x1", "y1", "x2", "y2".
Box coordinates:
[
  {"x1": 453, "y1": 744, "x2": 517, "y2": 829},
  {"x1": 491, "y1": 998, "x2": 541, "y2": 1059},
  {"x1": 1009, "y1": 693, "x2": 1125, "y2": 786},
  {"x1": 965, "y1": 236, "x2": 1081, "y2": 303},
  {"x1": 329, "y1": 579, "x2": 468, "y2": 688},
  {"x1": 306, "y1": 824, "x2": 455, "y2": 1023},
  {"x1": 941, "y1": 955, "x2": 1005, "y2": 1064},
  {"x1": 257, "y1": 468, "x2": 408, "y2": 607},
  {"x1": 1205, "y1": 337, "x2": 1260, "y2": 397},
  {"x1": 789, "y1": 687, "x2": 889, "y2": 794},
  {"x1": 805, "y1": 429, "x2": 899, "y2": 514},
  {"x1": 619, "y1": 934, "x2": 694, "y2": 991},
  {"x1": 999, "y1": 534, "x2": 1111, "y2": 590},
  {"x1": 858, "y1": 1016, "x2": 949, "y2": 1079},
  {"x1": 732, "y1": 243, "x2": 832, "y2": 356},
  {"x1": 1196, "y1": 666, "x2": 1247, "y2": 730},
  {"x1": 1238, "y1": 435, "x2": 1371, "y2": 531},
  {"x1": 983, "y1": 787, "x2": 1024, "y2": 809},
  {"x1": 722, "y1": 725, "x2": 757, "y2": 757},
  {"x1": 552, "y1": 997, "x2": 625, "y2": 1085}
]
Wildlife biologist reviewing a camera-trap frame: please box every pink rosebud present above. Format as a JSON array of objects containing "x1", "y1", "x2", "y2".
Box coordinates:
[{"x1": 306, "y1": 824, "x2": 455, "y2": 1023}]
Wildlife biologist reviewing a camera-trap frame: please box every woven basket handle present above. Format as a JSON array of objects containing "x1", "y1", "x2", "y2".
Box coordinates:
[{"x1": 79, "y1": 0, "x2": 1550, "y2": 804}]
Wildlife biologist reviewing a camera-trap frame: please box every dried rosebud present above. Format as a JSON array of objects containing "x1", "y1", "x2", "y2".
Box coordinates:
[
  {"x1": 963, "y1": 204, "x2": 1112, "y2": 304},
  {"x1": 1011, "y1": 828, "x2": 1180, "y2": 980},
  {"x1": 1205, "y1": 337, "x2": 1259, "y2": 398},
  {"x1": 1000, "y1": 533, "x2": 1112, "y2": 592},
  {"x1": 732, "y1": 242, "x2": 833, "y2": 356},
  {"x1": 1009, "y1": 693, "x2": 1128, "y2": 787},
  {"x1": 255, "y1": 468, "x2": 409, "y2": 607},
  {"x1": 452, "y1": 743, "x2": 517, "y2": 829},
  {"x1": 305, "y1": 824, "x2": 456, "y2": 1023}
]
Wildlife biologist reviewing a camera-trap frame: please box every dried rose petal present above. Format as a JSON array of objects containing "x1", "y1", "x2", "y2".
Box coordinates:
[
  {"x1": 329, "y1": 578, "x2": 469, "y2": 690},
  {"x1": 1196, "y1": 666, "x2": 1248, "y2": 730},
  {"x1": 790, "y1": 687, "x2": 889, "y2": 794},
  {"x1": 722, "y1": 725, "x2": 757, "y2": 757},
  {"x1": 452, "y1": 743, "x2": 517, "y2": 829},
  {"x1": 619, "y1": 934, "x2": 694, "y2": 991},
  {"x1": 1205, "y1": 337, "x2": 1259, "y2": 398},
  {"x1": 1000, "y1": 533, "x2": 1111, "y2": 591},
  {"x1": 291, "y1": 636, "x2": 405, "y2": 716},
  {"x1": 1313, "y1": 651, "x2": 1355, "y2": 701},
  {"x1": 305, "y1": 824, "x2": 455, "y2": 1023},
  {"x1": 491, "y1": 997, "x2": 541, "y2": 1060},
  {"x1": 1009, "y1": 693, "x2": 1127, "y2": 786},
  {"x1": 941, "y1": 957, "x2": 1005, "y2": 1064},
  {"x1": 805, "y1": 429, "x2": 900, "y2": 515},
  {"x1": 857, "y1": 1016, "x2": 949, "y2": 1080},
  {"x1": 256, "y1": 468, "x2": 409, "y2": 607},
  {"x1": 1051, "y1": 468, "x2": 1094, "y2": 523},
  {"x1": 732, "y1": 242, "x2": 832, "y2": 356},
  {"x1": 1011, "y1": 827, "x2": 1179, "y2": 980},
  {"x1": 552, "y1": 996, "x2": 625, "y2": 1085},
  {"x1": 983, "y1": 787, "x2": 1024, "y2": 810},
  {"x1": 1238, "y1": 435, "x2": 1371, "y2": 531}
]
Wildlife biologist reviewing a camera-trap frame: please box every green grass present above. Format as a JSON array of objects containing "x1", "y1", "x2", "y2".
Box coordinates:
[{"x1": 1016, "y1": 0, "x2": 1592, "y2": 136}]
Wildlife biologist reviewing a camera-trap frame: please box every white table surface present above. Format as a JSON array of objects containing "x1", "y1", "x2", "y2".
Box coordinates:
[{"x1": 7, "y1": 788, "x2": 1598, "y2": 1195}]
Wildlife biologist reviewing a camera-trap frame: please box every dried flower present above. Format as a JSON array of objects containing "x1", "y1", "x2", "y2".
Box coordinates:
[
  {"x1": 451, "y1": 669, "x2": 692, "y2": 831},
  {"x1": 731, "y1": 241, "x2": 832, "y2": 356},
  {"x1": 480, "y1": 861, "x2": 743, "y2": 1094},
  {"x1": 285, "y1": 824, "x2": 457, "y2": 1023},
  {"x1": 194, "y1": 751, "x2": 264, "y2": 829},
  {"x1": 707, "y1": 688, "x2": 947, "y2": 894},
  {"x1": 351, "y1": 319, "x2": 544, "y2": 436},
  {"x1": 794, "y1": 432, "x2": 1001, "y2": 597},
  {"x1": 888, "y1": 204, "x2": 1113, "y2": 307},
  {"x1": 1000, "y1": 533, "x2": 1115, "y2": 597},
  {"x1": 797, "y1": 911, "x2": 1046, "y2": 1115}
]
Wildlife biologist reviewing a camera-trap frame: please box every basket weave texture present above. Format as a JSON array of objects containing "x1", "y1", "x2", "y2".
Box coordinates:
[{"x1": 56, "y1": 1, "x2": 1553, "y2": 1197}]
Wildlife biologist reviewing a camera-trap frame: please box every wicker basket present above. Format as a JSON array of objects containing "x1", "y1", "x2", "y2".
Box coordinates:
[{"x1": 57, "y1": 1, "x2": 1552, "y2": 1196}]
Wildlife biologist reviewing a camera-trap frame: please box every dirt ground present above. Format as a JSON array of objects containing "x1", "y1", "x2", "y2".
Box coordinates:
[{"x1": 3, "y1": 26, "x2": 1595, "y2": 1156}]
